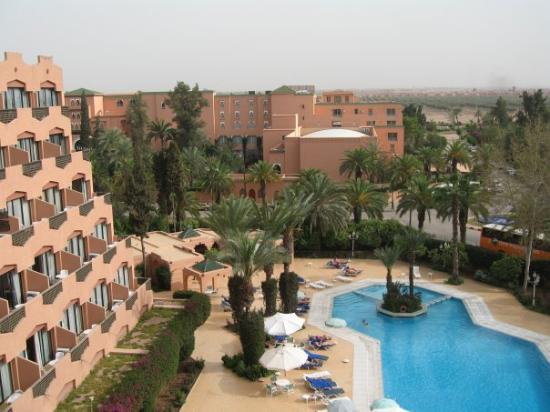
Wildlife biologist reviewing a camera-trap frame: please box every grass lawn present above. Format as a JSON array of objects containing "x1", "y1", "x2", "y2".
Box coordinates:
[
  {"x1": 56, "y1": 354, "x2": 139, "y2": 411},
  {"x1": 117, "y1": 307, "x2": 177, "y2": 349}
]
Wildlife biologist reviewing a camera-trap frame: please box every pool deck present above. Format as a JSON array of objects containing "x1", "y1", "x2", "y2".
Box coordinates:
[{"x1": 182, "y1": 258, "x2": 550, "y2": 412}]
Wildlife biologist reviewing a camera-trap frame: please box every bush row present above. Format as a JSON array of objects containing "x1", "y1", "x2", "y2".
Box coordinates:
[
  {"x1": 100, "y1": 293, "x2": 211, "y2": 411},
  {"x1": 221, "y1": 353, "x2": 271, "y2": 381}
]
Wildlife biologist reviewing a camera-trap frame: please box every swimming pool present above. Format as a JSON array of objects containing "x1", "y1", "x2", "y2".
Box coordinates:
[{"x1": 332, "y1": 285, "x2": 550, "y2": 412}]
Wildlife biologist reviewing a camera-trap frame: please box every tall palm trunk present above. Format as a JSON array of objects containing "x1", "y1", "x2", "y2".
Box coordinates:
[
  {"x1": 408, "y1": 253, "x2": 415, "y2": 297},
  {"x1": 522, "y1": 228, "x2": 535, "y2": 291},
  {"x1": 418, "y1": 207, "x2": 426, "y2": 231},
  {"x1": 459, "y1": 206, "x2": 468, "y2": 244},
  {"x1": 353, "y1": 205, "x2": 361, "y2": 224},
  {"x1": 451, "y1": 198, "x2": 460, "y2": 281},
  {"x1": 283, "y1": 229, "x2": 294, "y2": 274},
  {"x1": 261, "y1": 181, "x2": 266, "y2": 204},
  {"x1": 140, "y1": 235, "x2": 147, "y2": 277},
  {"x1": 263, "y1": 263, "x2": 274, "y2": 281},
  {"x1": 386, "y1": 268, "x2": 393, "y2": 290}
]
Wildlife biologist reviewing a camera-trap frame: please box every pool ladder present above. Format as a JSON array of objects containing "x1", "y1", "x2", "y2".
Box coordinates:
[{"x1": 427, "y1": 295, "x2": 452, "y2": 306}]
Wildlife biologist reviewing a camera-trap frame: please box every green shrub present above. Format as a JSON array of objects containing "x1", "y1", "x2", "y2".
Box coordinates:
[
  {"x1": 261, "y1": 278, "x2": 278, "y2": 317},
  {"x1": 238, "y1": 311, "x2": 266, "y2": 366},
  {"x1": 428, "y1": 242, "x2": 468, "y2": 272},
  {"x1": 154, "y1": 264, "x2": 171, "y2": 291},
  {"x1": 465, "y1": 245, "x2": 503, "y2": 271},
  {"x1": 228, "y1": 275, "x2": 254, "y2": 324},
  {"x1": 381, "y1": 282, "x2": 422, "y2": 313},
  {"x1": 489, "y1": 256, "x2": 523, "y2": 288},
  {"x1": 279, "y1": 272, "x2": 299, "y2": 313},
  {"x1": 222, "y1": 353, "x2": 271, "y2": 381},
  {"x1": 173, "y1": 290, "x2": 195, "y2": 299}
]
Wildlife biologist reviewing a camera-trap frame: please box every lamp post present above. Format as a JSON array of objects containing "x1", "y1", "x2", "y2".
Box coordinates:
[
  {"x1": 529, "y1": 272, "x2": 541, "y2": 307},
  {"x1": 348, "y1": 231, "x2": 358, "y2": 259}
]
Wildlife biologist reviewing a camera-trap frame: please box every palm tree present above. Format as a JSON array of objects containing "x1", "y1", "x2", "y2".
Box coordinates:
[
  {"x1": 415, "y1": 146, "x2": 441, "y2": 178},
  {"x1": 247, "y1": 160, "x2": 280, "y2": 203},
  {"x1": 219, "y1": 231, "x2": 287, "y2": 313},
  {"x1": 203, "y1": 195, "x2": 255, "y2": 240},
  {"x1": 445, "y1": 140, "x2": 472, "y2": 174},
  {"x1": 91, "y1": 128, "x2": 132, "y2": 192},
  {"x1": 200, "y1": 158, "x2": 233, "y2": 203},
  {"x1": 396, "y1": 175, "x2": 434, "y2": 230},
  {"x1": 457, "y1": 177, "x2": 489, "y2": 243},
  {"x1": 390, "y1": 154, "x2": 421, "y2": 208},
  {"x1": 148, "y1": 119, "x2": 175, "y2": 150},
  {"x1": 181, "y1": 146, "x2": 206, "y2": 188},
  {"x1": 297, "y1": 171, "x2": 349, "y2": 247},
  {"x1": 345, "y1": 179, "x2": 387, "y2": 224},
  {"x1": 374, "y1": 245, "x2": 402, "y2": 290},
  {"x1": 340, "y1": 147, "x2": 372, "y2": 180},
  {"x1": 396, "y1": 228, "x2": 426, "y2": 297}
]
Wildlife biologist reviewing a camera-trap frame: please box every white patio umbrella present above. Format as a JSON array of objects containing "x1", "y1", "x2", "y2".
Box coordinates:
[
  {"x1": 264, "y1": 312, "x2": 305, "y2": 336},
  {"x1": 259, "y1": 345, "x2": 308, "y2": 372},
  {"x1": 328, "y1": 397, "x2": 356, "y2": 412}
]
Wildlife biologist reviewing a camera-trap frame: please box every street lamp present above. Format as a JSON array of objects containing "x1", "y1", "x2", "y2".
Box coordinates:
[
  {"x1": 529, "y1": 272, "x2": 541, "y2": 307},
  {"x1": 348, "y1": 231, "x2": 358, "y2": 259}
]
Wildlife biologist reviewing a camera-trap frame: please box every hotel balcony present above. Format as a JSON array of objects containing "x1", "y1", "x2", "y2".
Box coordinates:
[
  {"x1": 1, "y1": 279, "x2": 152, "y2": 412},
  {"x1": 0, "y1": 105, "x2": 71, "y2": 125}
]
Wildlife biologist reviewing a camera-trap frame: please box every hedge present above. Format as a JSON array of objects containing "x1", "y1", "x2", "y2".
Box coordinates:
[
  {"x1": 153, "y1": 265, "x2": 171, "y2": 291},
  {"x1": 100, "y1": 293, "x2": 211, "y2": 411},
  {"x1": 279, "y1": 272, "x2": 299, "y2": 314},
  {"x1": 238, "y1": 311, "x2": 266, "y2": 366}
]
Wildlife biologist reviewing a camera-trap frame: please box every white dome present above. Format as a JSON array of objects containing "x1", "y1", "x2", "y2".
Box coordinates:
[{"x1": 303, "y1": 128, "x2": 367, "y2": 138}]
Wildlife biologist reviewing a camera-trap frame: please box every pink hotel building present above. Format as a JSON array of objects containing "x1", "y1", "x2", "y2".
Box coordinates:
[
  {"x1": 67, "y1": 84, "x2": 404, "y2": 200},
  {"x1": 0, "y1": 52, "x2": 153, "y2": 411}
]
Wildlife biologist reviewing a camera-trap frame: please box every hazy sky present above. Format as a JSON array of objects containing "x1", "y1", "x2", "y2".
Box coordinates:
[{"x1": 2, "y1": 0, "x2": 549, "y2": 92}]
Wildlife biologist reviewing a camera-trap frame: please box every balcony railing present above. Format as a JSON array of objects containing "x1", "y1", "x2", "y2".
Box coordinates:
[
  {"x1": 61, "y1": 106, "x2": 70, "y2": 118},
  {"x1": 125, "y1": 293, "x2": 138, "y2": 310},
  {"x1": 103, "y1": 246, "x2": 117, "y2": 264},
  {"x1": 55, "y1": 153, "x2": 72, "y2": 168},
  {"x1": 22, "y1": 160, "x2": 43, "y2": 177},
  {"x1": 42, "y1": 281, "x2": 63, "y2": 305},
  {"x1": 101, "y1": 311, "x2": 117, "y2": 333},
  {"x1": 79, "y1": 199, "x2": 94, "y2": 216},
  {"x1": 0, "y1": 108, "x2": 17, "y2": 123},
  {"x1": 48, "y1": 211, "x2": 67, "y2": 229},
  {"x1": 31, "y1": 367, "x2": 56, "y2": 398},
  {"x1": 12, "y1": 225, "x2": 34, "y2": 246},
  {"x1": 31, "y1": 107, "x2": 49, "y2": 120},
  {"x1": 75, "y1": 262, "x2": 93, "y2": 282},
  {"x1": 70, "y1": 336, "x2": 90, "y2": 362},
  {"x1": 0, "y1": 306, "x2": 26, "y2": 333},
  {"x1": 0, "y1": 169, "x2": 5, "y2": 180}
]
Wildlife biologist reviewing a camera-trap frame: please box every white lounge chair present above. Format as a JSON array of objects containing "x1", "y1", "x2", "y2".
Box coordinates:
[
  {"x1": 309, "y1": 282, "x2": 326, "y2": 289},
  {"x1": 316, "y1": 280, "x2": 333, "y2": 288},
  {"x1": 413, "y1": 266, "x2": 422, "y2": 279},
  {"x1": 336, "y1": 276, "x2": 353, "y2": 283}
]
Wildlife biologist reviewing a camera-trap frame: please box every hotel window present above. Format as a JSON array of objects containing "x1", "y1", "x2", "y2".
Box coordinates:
[
  {"x1": 326, "y1": 96, "x2": 331, "y2": 103},
  {"x1": 263, "y1": 100, "x2": 268, "y2": 108},
  {"x1": 247, "y1": 121, "x2": 255, "y2": 129},
  {"x1": 388, "y1": 132, "x2": 398, "y2": 142},
  {"x1": 72, "y1": 177, "x2": 88, "y2": 200},
  {"x1": 37, "y1": 88, "x2": 59, "y2": 107},
  {"x1": 160, "y1": 101, "x2": 166, "y2": 109},
  {"x1": 0, "y1": 269, "x2": 24, "y2": 309},
  {"x1": 0, "y1": 361, "x2": 13, "y2": 404},
  {"x1": 234, "y1": 99, "x2": 240, "y2": 107},
  {"x1": 263, "y1": 121, "x2": 269, "y2": 128},
  {"x1": 248, "y1": 110, "x2": 254, "y2": 118},
  {"x1": 367, "y1": 121, "x2": 376, "y2": 126},
  {"x1": 220, "y1": 111, "x2": 225, "y2": 120},
  {"x1": 235, "y1": 111, "x2": 240, "y2": 120},
  {"x1": 345, "y1": 96, "x2": 350, "y2": 103},
  {"x1": 24, "y1": 328, "x2": 53, "y2": 368},
  {"x1": 4, "y1": 87, "x2": 30, "y2": 109},
  {"x1": 16, "y1": 137, "x2": 39, "y2": 162},
  {"x1": 90, "y1": 282, "x2": 109, "y2": 309},
  {"x1": 60, "y1": 302, "x2": 83, "y2": 335},
  {"x1": 354, "y1": 108, "x2": 360, "y2": 115},
  {"x1": 220, "y1": 100, "x2": 225, "y2": 108},
  {"x1": 235, "y1": 121, "x2": 241, "y2": 129},
  {"x1": 33, "y1": 250, "x2": 57, "y2": 284},
  {"x1": 335, "y1": 96, "x2": 342, "y2": 104},
  {"x1": 386, "y1": 108, "x2": 396, "y2": 116},
  {"x1": 66, "y1": 235, "x2": 86, "y2": 263},
  {"x1": 49, "y1": 133, "x2": 67, "y2": 155},
  {"x1": 94, "y1": 222, "x2": 108, "y2": 241},
  {"x1": 248, "y1": 99, "x2": 254, "y2": 108},
  {"x1": 332, "y1": 109, "x2": 342, "y2": 117},
  {"x1": 116, "y1": 265, "x2": 129, "y2": 287},
  {"x1": 7, "y1": 196, "x2": 32, "y2": 228},
  {"x1": 43, "y1": 186, "x2": 63, "y2": 212},
  {"x1": 387, "y1": 120, "x2": 397, "y2": 126},
  {"x1": 368, "y1": 108, "x2": 373, "y2": 116},
  {"x1": 116, "y1": 99, "x2": 124, "y2": 107},
  {"x1": 0, "y1": 148, "x2": 5, "y2": 169},
  {"x1": 220, "y1": 121, "x2": 225, "y2": 129},
  {"x1": 263, "y1": 110, "x2": 269, "y2": 119}
]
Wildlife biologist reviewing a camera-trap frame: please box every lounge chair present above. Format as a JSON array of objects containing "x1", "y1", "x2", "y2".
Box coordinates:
[
  {"x1": 336, "y1": 275, "x2": 353, "y2": 283},
  {"x1": 300, "y1": 360, "x2": 323, "y2": 370},
  {"x1": 304, "y1": 349, "x2": 329, "y2": 361},
  {"x1": 309, "y1": 282, "x2": 326, "y2": 289},
  {"x1": 306, "y1": 377, "x2": 338, "y2": 391},
  {"x1": 303, "y1": 370, "x2": 331, "y2": 381},
  {"x1": 321, "y1": 387, "x2": 345, "y2": 398},
  {"x1": 413, "y1": 265, "x2": 422, "y2": 279}
]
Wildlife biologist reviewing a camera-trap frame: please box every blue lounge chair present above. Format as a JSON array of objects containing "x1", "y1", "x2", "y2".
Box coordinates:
[
  {"x1": 322, "y1": 387, "x2": 345, "y2": 397},
  {"x1": 304, "y1": 349, "x2": 329, "y2": 361},
  {"x1": 306, "y1": 377, "x2": 337, "y2": 390}
]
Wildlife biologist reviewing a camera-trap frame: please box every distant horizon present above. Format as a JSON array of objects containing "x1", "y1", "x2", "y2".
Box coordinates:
[{"x1": 2, "y1": 0, "x2": 549, "y2": 91}]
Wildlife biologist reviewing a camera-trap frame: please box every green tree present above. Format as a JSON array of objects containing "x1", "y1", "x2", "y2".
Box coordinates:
[
  {"x1": 516, "y1": 89, "x2": 550, "y2": 127},
  {"x1": 166, "y1": 82, "x2": 209, "y2": 147},
  {"x1": 345, "y1": 179, "x2": 386, "y2": 224},
  {"x1": 124, "y1": 93, "x2": 157, "y2": 276},
  {"x1": 403, "y1": 116, "x2": 425, "y2": 152},
  {"x1": 238, "y1": 311, "x2": 266, "y2": 366},
  {"x1": 397, "y1": 175, "x2": 433, "y2": 230},
  {"x1": 181, "y1": 146, "x2": 206, "y2": 188},
  {"x1": 148, "y1": 119, "x2": 175, "y2": 150},
  {"x1": 200, "y1": 157, "x2": 233, "y2": 203},
  {"x1": 390, "y1": 154, "x2": 421, "y2": 208},
  {"x1": 340, "y1": 147, "x2": 373, "y2": 180},
  {"x1": 79, "y1": 91, "x2": 91, "y2": 149},
  {"x1": 164, "y1": 141, "x2": 187, "y2": 231},
  {"x1": 490, "y1": 97, "x2": 511, "y2": 128},
  {"x1": 374, "y1": 245, "x2": 402, "y2": 290},
  {"x1": 90, "y1": 128, "x2": 132, "y2": 192},
  {"x1": 93, "y1": 116, "x2": 104, "y2": 139},
  {"x1": 203, "y1": 195, "x2": 255, "y2": 240},
  {"x1": 445, "y1": 140, "x2": 472, "y2": 174},
  {"x1": 396, "y1": 228, "x2": 426, "y2": 297},
  {"x1": 415, "y1": 146, "x2": 441, "y2": 178},
  {"x1": 247, "y1": 160, "x2": 280, "y2": 203},
  {"x1": 457, "y1": 177, "x2": 489, "y2": 243}
]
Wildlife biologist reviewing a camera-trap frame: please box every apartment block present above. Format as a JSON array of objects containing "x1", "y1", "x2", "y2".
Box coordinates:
[{"x1": 0, "y1": 52, "x2": 153, "y2": 411}]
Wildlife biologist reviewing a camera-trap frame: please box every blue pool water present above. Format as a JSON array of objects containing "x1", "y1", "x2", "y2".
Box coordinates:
[{"x1": 332, "y1": 286, "x2": 550, "y2": 412}]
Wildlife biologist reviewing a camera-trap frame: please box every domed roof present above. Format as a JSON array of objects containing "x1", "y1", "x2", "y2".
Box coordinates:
[{"x1": 303, "y1": 128, "x2": 367, "y2": 138}]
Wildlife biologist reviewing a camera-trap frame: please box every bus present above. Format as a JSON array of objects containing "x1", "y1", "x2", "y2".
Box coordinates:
[{"x1": 480, "y1": 224, "x2": 550, "y2": 260}]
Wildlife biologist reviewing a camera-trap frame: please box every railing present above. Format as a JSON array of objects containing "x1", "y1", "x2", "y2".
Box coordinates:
[
  {"x1": 125, "y1": 237, "x2": 132, "y2": 248},
  {"x1": 31, "y1": 368, "x2": 56, "y2": 398},
  {"x1": 101, "y1": 311, "x2": 117, "y2": 333},
  {"x1": 144, "y1": 278, "x2": 152, "y2": 291},
  {"x1": 103, "y1": 246, "x2": 117, "y2": 264},
  {"x1": 0, "y1": 109, "x2": 17, "y2": 123},
  {"x1": 0, "y1": 306, "x2": 26, "y2": 333},
  {"x1": 0, "y1": 169, "x2": 5, "y2": 180},
  {"x1": 79, "y1": 199, "x2": 94, "y2": 216},
  {"x1": 55, "y1": 153, "x2": 72, "y2": 168},
  {"x1": 82, "y1": 149, "x2": 91, "y2": 161},
  {"x1": 12, "y1": 225, "x2": 34, "y2": 246},
  {"x1": 104, "y1": 193, "x2": 113, "y2": 204},
  {"x1": 48, "y1": 211, "x2": 67, "y2": 229},
  {"x1": 42, "y1": 282, "x2": 63, "y2": 305},
  {"x1": 75, "y1": 262, "x2": 93, "y2": 282},
  {"x1": 125, "y1": 293, "x2": 138, "y2": 310},
  {"x1": 22, "y1": 160, "x2": 42, "y2": 177},
  {"x1": 31, "y1": 107, "x2": 49, "y2": 120},
  {"x1": 61, "y1": 106, "x2": 70, "y2": 117},
  {"x1": 70, "y1": 336, "x2": 89, "y2": 362}
]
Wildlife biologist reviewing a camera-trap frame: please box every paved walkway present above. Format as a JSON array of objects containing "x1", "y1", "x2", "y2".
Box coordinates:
[{"x1": 182, "y1": 258, "x2": 550, "y2": 411}]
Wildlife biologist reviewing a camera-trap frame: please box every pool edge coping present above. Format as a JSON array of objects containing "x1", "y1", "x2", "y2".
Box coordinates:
[{"x1": 307, "y1": 278, "x2": 550, "y2": 411}]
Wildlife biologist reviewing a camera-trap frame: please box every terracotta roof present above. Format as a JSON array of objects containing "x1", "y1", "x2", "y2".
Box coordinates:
[{"x1": 65, "y1": 88, "x2": 102, "y2": 96}]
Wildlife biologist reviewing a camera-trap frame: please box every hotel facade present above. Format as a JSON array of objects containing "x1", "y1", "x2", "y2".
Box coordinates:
[
  {"x1": 67, "y1": 85, "x2": 404, "y2": 200},
  {"x1": 0, "y1": 52, "x2": 153, "y2": 411}
]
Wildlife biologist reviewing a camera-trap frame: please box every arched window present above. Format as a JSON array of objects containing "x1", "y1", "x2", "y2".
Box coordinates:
[
  {"x1": 273, "y1": 163, "x2": 282, "y2": 174},
  {"x1": 116, "y1": 99, "x2": 124, "y2": 107},
  {"x1": 160, "y1": 101, "x2": 166, "y2": 109}
]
